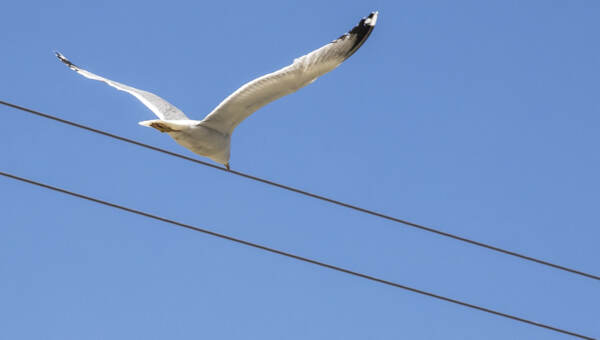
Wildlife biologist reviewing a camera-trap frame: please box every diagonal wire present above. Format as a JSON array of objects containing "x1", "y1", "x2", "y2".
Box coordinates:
[
  {"x1": 0, "y1": 170, "x2": 595, "y2": 340},
  {"x1": 1, "y1": 99, "x2": 598, "y2": 281}
]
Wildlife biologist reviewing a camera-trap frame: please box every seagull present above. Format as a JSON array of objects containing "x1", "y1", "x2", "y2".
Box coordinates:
[{"x1": 56, "y1": 11, "x2": 378, "y2": 170}]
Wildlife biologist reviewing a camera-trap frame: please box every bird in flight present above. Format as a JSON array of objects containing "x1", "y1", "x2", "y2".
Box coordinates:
[{"x1": 56, "y1": 11, "x2": 378, "y2": 170}]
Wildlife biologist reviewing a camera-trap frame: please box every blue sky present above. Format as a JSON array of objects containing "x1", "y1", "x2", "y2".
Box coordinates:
[{"x1": 1, "y1": 0, "x2": 599, "y2": 339}]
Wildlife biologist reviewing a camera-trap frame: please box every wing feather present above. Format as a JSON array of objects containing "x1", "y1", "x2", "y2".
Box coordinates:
[
  {"x1": 55, "y1": 52, "x2": 189, "y2": 121},
  {"x1": 201, "y1": 11, "x2": 378, "y2": 134}
]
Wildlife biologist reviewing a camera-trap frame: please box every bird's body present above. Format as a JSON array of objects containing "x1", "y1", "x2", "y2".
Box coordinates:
[
  {"x1": 56, "y1": 12, "x2": 378, "y2": 169},
  {"x1": 161, "y1": 121, "x2": 231, "y2": 165}
]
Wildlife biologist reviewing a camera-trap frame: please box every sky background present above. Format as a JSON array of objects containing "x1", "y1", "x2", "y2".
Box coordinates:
[{"x1": 1, "y1": 1, "x2": 599, "y2": 339}]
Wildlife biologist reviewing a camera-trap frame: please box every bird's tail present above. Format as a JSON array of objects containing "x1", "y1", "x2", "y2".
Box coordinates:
[{"x1": 138, "y1": 119, "x2": 196, "y2": 133}]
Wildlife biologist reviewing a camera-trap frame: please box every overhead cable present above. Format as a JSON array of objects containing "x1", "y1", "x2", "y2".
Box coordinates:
[
  {"x1": 1, "y1": 99, "x2": 598, "y2": 281},
  {"x1": 0, "y1": 170, "x2": 594, "y2": 340}
]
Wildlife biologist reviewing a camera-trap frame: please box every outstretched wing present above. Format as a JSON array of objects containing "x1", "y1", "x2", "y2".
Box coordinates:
[
  {"x1": 55, "y1": 52, "x2": 189, "y2": 121},
  {"x1": 201, "y1": 11, "x2": 378, "y2": 135}
]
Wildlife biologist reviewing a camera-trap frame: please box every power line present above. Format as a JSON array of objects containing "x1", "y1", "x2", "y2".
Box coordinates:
[
  {"x1": 0, "y1": 170, "x2": 594, "y2": 340},
  {"x1": 1, "y1": 99, "x2": 598, "y2": 282}
]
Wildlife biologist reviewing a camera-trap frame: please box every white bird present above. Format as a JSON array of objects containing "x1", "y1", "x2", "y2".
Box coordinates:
[{"x1": 56, "y1": 11, "x2": 378, "y2": 170}]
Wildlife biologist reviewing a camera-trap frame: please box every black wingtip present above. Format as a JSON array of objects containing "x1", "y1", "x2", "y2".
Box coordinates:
[
  {"x1": 341, "y1": 11, "x2": 378, "y2": 59},
  {"x1": 55, "y1": 51, "x2": 65, "y2": 61},
  {"x1": 54, "y1": 51, "x2": 78, "y2": 70},
  {"x1": 365, "y1": 11, "x2": 379, "y2": 26}
]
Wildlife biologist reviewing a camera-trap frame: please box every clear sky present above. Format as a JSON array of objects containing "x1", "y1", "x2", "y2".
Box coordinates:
[{"x1": 1, "y1": 1, "x2": 599, "y2": 339}]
